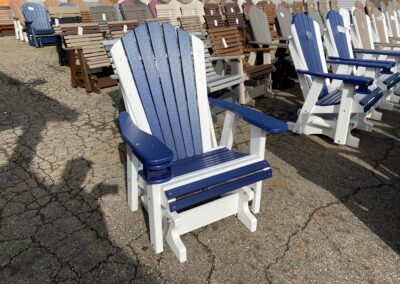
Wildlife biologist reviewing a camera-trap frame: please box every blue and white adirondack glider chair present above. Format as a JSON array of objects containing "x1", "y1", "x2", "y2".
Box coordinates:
[
  {"x1": 110, "y1": 22, "x2": 288, "y2": 262},
  {"x1": 288, "y1": 13, "x2": 384, "y2": 148},
  {"x1": 22, "y1": 3, "x2": 56, "y2": 47},
  {"x1": 324, "y1": 10, "x2": 400, "y2": 117}
]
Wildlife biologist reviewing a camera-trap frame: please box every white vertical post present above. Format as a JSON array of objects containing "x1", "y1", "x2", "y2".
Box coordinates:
[
  {"x1": 126, "y1": 147, "x2": 139, "y2": 211},
  {"x1": 249, "y1": 126, "x2": 266, "y2": 213},
  {"x1": 219, "y1": 111, "x2": 238, "y2": 149},
  {"x1": 147, "y1": 184, "x2": 164, "y2": 253}
]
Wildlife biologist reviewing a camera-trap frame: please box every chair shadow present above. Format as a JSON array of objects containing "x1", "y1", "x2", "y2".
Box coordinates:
[
  {"x1": 255, "y1": 88, "x2": 400, "y2": 254},
  {"x1": 0, "y1": 72, "x2": 160, "y2": 282}
]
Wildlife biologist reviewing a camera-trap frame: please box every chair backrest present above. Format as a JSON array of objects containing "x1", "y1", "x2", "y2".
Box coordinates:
[
  {"x1": 330, "y1": 0, "x2": 338, "y2": 11},
  {"x1": 111, "y1": 23, "x2": 214, "y2": 160},
  {"x1": 119, "y1": 0, "x2": 134, "y2": 9},
  {"x1": 68, "y1": 0, "x2": 86, "y2": 11},
  {"x1": 386, "y1": 6, "x2": 399, "y2": 37},
  {"x1": 0, "y1": 5, "x2": 13, "y2": 25},
  {"x1": 9, "y1": 0, "x2": 26, "y2": 21},
  {"x1": 318, "y1": 0, "x2": 330, "y2": 14},
  {"x1": 155, "y1": 0, "x2": 181, "y2": 26},
  {"x1": 179, "y1": 15, "x2": 203, "y2": 32},
  {"x1": 207, "y1": 26, "x2": 243, "y2": 55},
  {"x1": 48, "y1": 6, "x2": 80, "y2": 19},
  {"x1": 365, "y1": 0, "x2": 374, "y2": 17},
  {"x1": 44, "y1": 0, "x2": 59, "y2": 8},
  {"x1": 257, "y1": 1, "x2": 277, "y2": 38},
  {"x1": 325, "y1": 10, "x2": 352, "y2": 58},
  {"x1": 107, "y1": 19, "x2": 138, "y2": 37},
  {"x1": 204, "y1": 3, "x2": 220, "y2": 15},
  {"x1": 90, "y1": 5, "x2": 118, "y2": 30},
  {"x1": 290, "y1": 13, "x2": 329, "y2": 97},
  {"x1": 122, "y1": 3, "x2": 150, "y2": 21},
  {"x1": 98, "y1": 0, "x2": 113, "y2": 6},
  {"x1": 276, "y1": 5, "x2": 292, "y2": 37},
  {"x1": 248, "y1": 6, "x2": 272, "y2": 45},
  {"x1": 308, "y1": 10, "x2": 325, "y2": 36},
  {"x1": 204, "y1": 14, "x2": 225, "y2": 28},
  {"x1": 22, "y1": 2, "x2": 49, "y2": 23},
  {"x1": 352, "y1": 8, "x2": 374, "y2": 49},
  {"x1": 307, "y1": 0, "x2": 318, "y2": 12},
  {"x1": 84, "y1": 1, "x2": 98, "y2": 11},
  {"x1": 222, "y1": 2, "x2": 240, "y2": 14},
  {"x1": 293, "y1": 0, "x2": 304, "y2": 13},
  {"x1": 372, "y1": 6, "x2": 389, "y2": 43}
]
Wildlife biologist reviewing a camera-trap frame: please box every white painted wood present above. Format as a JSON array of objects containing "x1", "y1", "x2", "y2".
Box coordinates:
[
  {"x1": 192, "y1": 35, "x2": 214, "y2": 152},
  {"x1": 147, "y1": 184, "x2": 163, "y2": 253},
  {"x1": 249, "y1": 125, "x2": 266, "y2": 213},
  {"x1": 127, "y1": 147, "x2": 139, "y2": 211},
  {"x1": 219, "y1": 111, "x2": 238, "y2": 149}
]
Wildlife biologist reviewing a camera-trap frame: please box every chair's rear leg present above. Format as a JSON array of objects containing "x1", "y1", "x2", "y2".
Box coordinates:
[
  {"x1": 147, "y1": 184, "x2": 164, "y2": 254},
  {"x1": 388, "y1": 93, "x2": 400, "y2": 103},
  {"x1": 127, "y1": 148, "x2": 139, "y2": 211},
  {"x1": 165, "y1": 212, "x2": 187, "y2": 262},
  {"x1": 356, "y1": 113, "x2": 373, "y2": 132},
  {"x1": 77, "y1": 49, "x2": 92, "y2": 92},
  {"x1": 368, "y1": 108, "x2": 383, "y2": 121},
  {"x1": 69, "y1": 50, "x2": 78, "y2": 88},
  {"x1": 237, "y1": 188, "x2": 257, "y2": 232},
  {"x1": 379, "y1": 90, "x2": 395, "y2": 110}
]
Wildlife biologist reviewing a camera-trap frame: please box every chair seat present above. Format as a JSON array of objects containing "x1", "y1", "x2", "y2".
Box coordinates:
[
  {"x1": 244, "y1": 64, "x2": 275, "y2": 78},
  {"x1": 207, "y1": 74, "x2": 244, "y2": 92},
  {"x1": 157, "y1": 148, "x2": 271, "y2": 212},
  {"x1": 316, "y1": 88, "x2": 383, "y2": 112},
  {"x1": 31, "y1": 21, "x2": 54, "y2": 34}
]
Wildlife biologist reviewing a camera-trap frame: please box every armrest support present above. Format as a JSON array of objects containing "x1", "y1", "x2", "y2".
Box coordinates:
[
  {"x1": 208, "y1": 98, "x2": 288, "y2": 133},
  {"x1": 327, "y1": 57, "x2": 394, "y2": 73},
  {"x1": 354, "y1": 48, "x2": 400, "y2": 57},
  {"x1": 251, "y1": 40, "x2": 288, "y2": 48},
  {"x1": 297, "y1": 69, "x2": 374, "y2": 87},
  {"x1": 119, "y1": 112, "x2": 174, "y2": 183}
]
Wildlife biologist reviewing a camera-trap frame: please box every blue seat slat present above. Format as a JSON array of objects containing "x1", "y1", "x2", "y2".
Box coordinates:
[
  {"x1": 167, "y1": 160, "x2": 269, "y2": 199},
  {"x1": 316, "y1": 89, "x2": 342, "y2": 106},
  {"x1": 326, "y1": 11, "x2": 351, "y2": 58},
  {"x1": 135, "y1": 22, "x2": 186, "y2": 159},
  {"x1": 293, "y1": 14, "x2": 328, "y2": 99},
  {"x1": 383, "y1": 72, "x2": 400, "y2": 90},
  {"x1": 169, "y1": 170, "x2": 271, "y2": 212},
  {"x1": 158, "y1": 24, "x2": 194, "y2": 159},
  {"x1": 177, "y1": 29, "x2": 203, "y2": 155},
  {"x1": 122, "y1": 29, "x2": 177, "y2": 156}
]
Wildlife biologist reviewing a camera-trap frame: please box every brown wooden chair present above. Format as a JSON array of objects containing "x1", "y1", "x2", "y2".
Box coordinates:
[
  {"x1": 293, "y1": 0, "x2": 304, "y2": 14},
  {"x1": 0, "y1": 5, "x2": 14, "y2": 36},
  {"x1": 68, "y1": 0, "x2": 93, "y2": 23},
  {"x1": 60, "y1": 23, "x2": 117, "y2": 93},
  {"x1": 207, "y1": 26, "x2": 276, "y2": 104},
  {"x1": 107, "y1": 19, "x2": 137, "y2": 38},
  {"x1": 178, "y1": 15, "x2": 203, "y2": 33},
  {"x1": 256, "y1": 1, "x2": 278, "y2": 38}
]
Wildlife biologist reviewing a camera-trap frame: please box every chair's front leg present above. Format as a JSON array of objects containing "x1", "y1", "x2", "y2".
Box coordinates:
[
  {"x1": 335, "y1": 84, "x2": 356, "y2": 146},
  {"x1": 231, "y1": 59, "x2": 246, "y2": 104},
  {"x1": 249, "y1": 125, "x2": 266, "y2": 214},
  {"x1": 147, "y1": 183, "x2": 164, "y2": 254}
]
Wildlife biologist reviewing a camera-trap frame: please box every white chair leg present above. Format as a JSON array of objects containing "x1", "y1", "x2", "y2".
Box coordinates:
[
  {"x1": 147, "y1": 184, "x2": 164, "y2": 254},
  {"x1": 334, "y1": 87, "x2": 353, "y2": 145},
  {"x1": 368, "y1": 108, "x2": 383, "y2": 121},
  {"x1": 237, "y1": 188, "x2": 257, "y2": 232},
  {"x1": 378, "y1": 91, "x2": 394, "y2": 110},
  {"x1": 356, "y1": 114, "x2": 373, "y2": 132},
  {"x1": 165, "y1": 212, "x2": 187, "y2": 262},
  {"x1": 126, "y1": 147, "x2": 139, "y2": 211},
  {"x1": 388, "y1": 93, "x2": 400, "y2": 103}
]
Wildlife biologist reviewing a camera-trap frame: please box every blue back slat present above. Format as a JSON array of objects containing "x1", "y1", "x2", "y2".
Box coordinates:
[
  {"x1": 177, "y1": 29, "x2": 203, "y2": 155},
  {"x1": 327, "y1": 11, "x2": 351, "y2": 58},
  {"x1": 162, "y1": 25, "x2": 195, "y2": 158},
  {"x1": 122, "y1": 29, "x2": 176, "y2": 155},
  {"x1": 145, "y1": 24, "x2": 187, "y2": 159},
  {"x1": 22, "y1": 3, "x2": 52, "y2": 31},
  {"x1": 293, "y1": 13, "x2": 328, "y2": 98},
  {"x1": 121, "y1": 23, "x2": 204, "y2": 161}
]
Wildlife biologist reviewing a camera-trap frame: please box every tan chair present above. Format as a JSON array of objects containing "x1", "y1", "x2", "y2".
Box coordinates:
[
  {"x1": 0, "y1": 5, "x2": 14, "y2": 36},
  {"x1": 107, "y1": 19, "x2": 138, "y2": 38}
]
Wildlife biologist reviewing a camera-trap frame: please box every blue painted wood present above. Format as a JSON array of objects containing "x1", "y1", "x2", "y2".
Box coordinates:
[
  {"x1": 22, "y1": 3, "x2": 55, "y2": 47},
  {"x1": 359, "y1": 88, "x2": 384, "y2": 112},
  {"x1": 383, "y1": 72, "x2": 400, "y2": 89},
  {"x1": 146, "y1": 23, "x2": 187, "y2": 160},
  {"x1": 209, "y1": 98, "x2": 288, "y2": 133},
  {"x1": 169, "y1": 170, "x2": 271, "y2": 212},
  {"x1": 119, "y1": 112, "x2": 174, "y2": 167},
  {"x1": 328, "y1": 57, "x2": 394, "y2": 72},
  {"x1": 316, "y1": 89, "x2": 342, "y2": 106},
  {"x1": 296, "y1": 69, "x2": 374, "y2": 86},
  {"x1": 167, "y1": 160, "x2": 269, "y2": 200},
  {"x1": 353, "y1": 49, "x2": 400, "y2": 56},
  {"x1": 122, "y1": 23, "x2": 205, "y2": 161},
  {"x1": 326, "y1": 11, "x2": 351, "y2": 58},
  {"x1": 177, "y1": 29, "x2": 203, "y2": 155},
  {"x1": 122, "y1": 28, "x2": 176, "y2": 155}
]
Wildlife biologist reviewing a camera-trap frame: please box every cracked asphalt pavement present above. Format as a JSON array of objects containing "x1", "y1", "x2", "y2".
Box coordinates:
[{"x1": 0, "y1": 38, "x2": 399, "y2": 283}]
